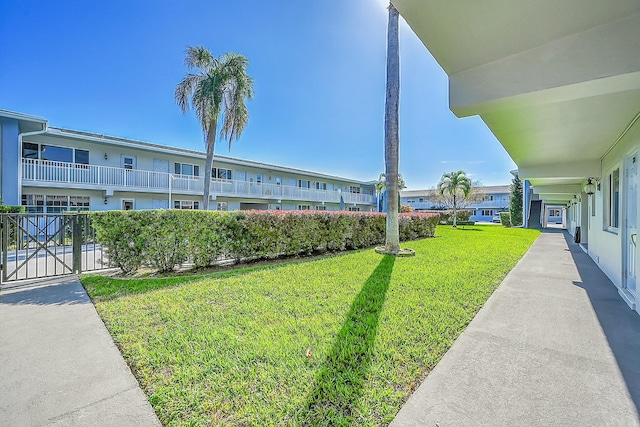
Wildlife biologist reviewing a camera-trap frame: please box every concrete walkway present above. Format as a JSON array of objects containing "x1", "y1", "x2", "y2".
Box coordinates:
[
  {"x1": 0, "y1": 276, "x2": 160, "y2": 426},
  {"x1": 392, "y1": 229, "x2": 640, "y2": 426}
]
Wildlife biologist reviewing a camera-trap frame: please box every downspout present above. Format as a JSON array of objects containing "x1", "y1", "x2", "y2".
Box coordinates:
[{"x1": 18, "y1": 121, "x2": 48, "y2": 202}]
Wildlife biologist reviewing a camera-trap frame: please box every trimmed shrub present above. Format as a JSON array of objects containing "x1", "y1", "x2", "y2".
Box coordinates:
[
  {"x1": 500, "y1": 212, "x2": 512, "y2": 227},
  {"x1": 0, "y1": 206, "x2": 25, "y2": 213},
  {"x1": 91, "y1": 211, "x2": 147, "y2": 274},
  {"x1": 457, "y1": 210, "x2": 472, "y2": 221},
  {"x1": 436, "y1": 209, "x2": 473, "y2": 225},
  {"x1": 0, "y1": 206, "x2": 26, "y2": 247},
  {"x1": 91, "y1": 210, "x2": 439, "y2": 275}
]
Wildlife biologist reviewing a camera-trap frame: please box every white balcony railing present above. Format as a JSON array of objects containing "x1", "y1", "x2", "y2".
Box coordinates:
[{"x1": 22, "y1": 158, "x2": 375, "y2": 205}]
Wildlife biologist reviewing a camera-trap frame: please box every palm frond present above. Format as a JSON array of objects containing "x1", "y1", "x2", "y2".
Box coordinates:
[
  {"x1": 176, "y1": 47, "x2": 253, "y2": 151},
  {"x1": 184, "y1": 46, "x2": 215, "y2": 70},
  {"x1": 175, "y1": 73, "x2": 204, "y2": 113}
]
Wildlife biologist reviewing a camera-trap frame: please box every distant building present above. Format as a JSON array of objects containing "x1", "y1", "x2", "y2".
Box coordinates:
[
  {"x1": 0, "y1": 110, "x2": 376, "y2": 213},
  {"x1": 400, "y1": 185, "x2": 511, "y2": 222}
]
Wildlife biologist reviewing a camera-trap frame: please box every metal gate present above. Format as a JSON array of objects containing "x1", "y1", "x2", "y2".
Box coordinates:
[{"x1": 0, "y1": 213, "x2": 109, "y2": 283}]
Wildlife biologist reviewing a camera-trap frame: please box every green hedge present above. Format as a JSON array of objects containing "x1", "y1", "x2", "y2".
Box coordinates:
[
  {"x1": 0, "y1": 206, "x2": 25, "y2": 213},
  {"x1": 436, "y1": 209, "x2": 472, "y2": 224},
  {"x1": 500, "y1": 212, "x2": 512, "y2": 227},
  {"x1": 91, "y1": 210, "x2": 439, "y2": 274}
]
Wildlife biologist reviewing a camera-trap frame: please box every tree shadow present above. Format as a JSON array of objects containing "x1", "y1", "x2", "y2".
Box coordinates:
[
  {"x1": 300, "y1": 255, "x2": 395, "y2": 425},
  {"x1": 0, "y1": 278, "x2": 90, "y2": 306}
]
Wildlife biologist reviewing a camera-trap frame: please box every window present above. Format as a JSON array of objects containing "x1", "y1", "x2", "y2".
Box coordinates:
[
  {"x1": 349, "y1": 186, "x2": 361, "y2": 194},
  {"x1": 75, "y1": 150, "x2": 89, "y2": 165},
  {"x1": 298, "y1": 205, "x2": 310, "y2": 210},
  {"x1": 123, "y1": 156, "x2": 135, "y2": 170},
  {"x1": 298, "y1": 180, "x2": 311, "y2": 189},
  {"x1": 22, "y1": 194, "x2": 90, "y2": 213},
  {"x1": 216, "y1": 202, "x2": 228, "y2": 211},
  {"x1": 481, "y1": 209, "x2": 493, "y2": 216},
  {"x1": 21, "y1": 195, "x2": 44, "y2": 213},
  {"x1": 22, "y1": 143, "x2": 89, "y2": 165},
  {"x1": 256, "y1": 174, "x2": 263, "y2": 184},
  {"x1": 175, "y1": 162, "x2": 200, "y2": 177},
  {"x1": 212, "y1": 168, "x2": 232, "y2": 180},
  {"x1": 174, "y1": 200, "x2": 199, "y2": 209},
  {"x1": 419, "y1": 198, "x2": 424, "y2": 203},
  {"x1": 315, "y1": 182, "x2": 327, "y2": 190},
  {"x1": 41, "y1": 145, "x2": 73, "y2": 163},
  {"x1": 607, "y1": 168, "x2": 620, "y2": 229},
  {"x1": 314, "y1": 205, "x2": 326, "y2": 211},
  {"x1": 348, "y1": 207, "x2": 361, "y2": 212},
  {"x1": 70, "y1": 196, "x2": 90, "y2": 210},
  {"x1": 22, "y1": 142, "x2": 39, "y2": 159},
  {"x1": 549, "y1": 209, "x2": 561, "y2": 217},
  {"x1": 486, "y1": 195, "x2": 494, "y2": 201}
]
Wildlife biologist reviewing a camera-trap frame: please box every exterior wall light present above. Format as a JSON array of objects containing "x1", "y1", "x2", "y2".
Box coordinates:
[
  {"x1": 583, "y1": 178, "x2": 596, "y2": 195},
  {"x1": 104, "y1": 198, "x2": 108, "y2": 205},
  {"x1": 104, "y1": 153, "x2": 109, "y2": 160}
]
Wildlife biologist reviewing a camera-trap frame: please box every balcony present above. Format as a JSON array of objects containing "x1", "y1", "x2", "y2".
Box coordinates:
[{"x1": 21, "y1": 159, "x2": 375, "y2": 205}]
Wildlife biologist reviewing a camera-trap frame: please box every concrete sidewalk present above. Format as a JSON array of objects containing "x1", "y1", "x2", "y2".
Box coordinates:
[
  {"x1": 392, "y1": 229, "x2": 640, "y2": 426},
  {"x1": 0, "y1": 276, "x2": 160, "y2": 426}
]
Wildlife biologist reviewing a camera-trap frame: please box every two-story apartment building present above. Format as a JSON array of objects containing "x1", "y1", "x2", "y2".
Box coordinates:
[
  {"x1": 0, "y1": 110, "x2": 376, "y2": 213},
  {"x1": 400, "y1": 185, "x2": 511, "y2": 222}
]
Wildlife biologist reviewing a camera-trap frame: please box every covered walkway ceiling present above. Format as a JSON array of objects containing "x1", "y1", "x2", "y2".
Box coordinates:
[{"x1": 393, "y1": 0, "x2": 640, "y2": 204}]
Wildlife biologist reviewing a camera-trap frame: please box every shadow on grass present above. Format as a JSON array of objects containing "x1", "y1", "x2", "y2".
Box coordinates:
[
  {"x1": 82, "y1": 250, "x2": 370, "y2": 302},
  {"x1": 300, "y1": 255, "x2": 395, "y2": 425},
  {"x1": 82, "y1": 261, "x2": 297, "y2": 301}
]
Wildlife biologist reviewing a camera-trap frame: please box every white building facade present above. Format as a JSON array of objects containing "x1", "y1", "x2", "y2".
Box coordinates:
[
  {"x1": 401, "y1": 185, "x2": 510, "y2": 222},
  {"x1": 0, "y1": 110, "x2": 376, "y2": 213},
  {"x1": 393, "y1": 0, "x2": 640, "y2": 314}
]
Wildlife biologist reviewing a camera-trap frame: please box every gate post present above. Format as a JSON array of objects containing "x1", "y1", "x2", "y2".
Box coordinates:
[
  {"x1": 72, "y1": 215, "x2": 82, "y2": 274},
  {"x1": 1, "y1": 214, "x2": 6, "y2": 284}
]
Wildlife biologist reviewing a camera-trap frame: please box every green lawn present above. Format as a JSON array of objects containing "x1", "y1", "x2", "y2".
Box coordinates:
[{"x1": 82, "y1": 225, "x2": 540, "y2": 426}]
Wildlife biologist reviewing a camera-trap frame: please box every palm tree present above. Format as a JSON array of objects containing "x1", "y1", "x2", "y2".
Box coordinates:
[
  {"x1": 383, "y1": 3, "x2": 401, "y2": 252},
  {"x1": 437, "y1": 170, "x2": 472, "y2": 228},
  {"x1": 175, "y1": 46, "x2": 254, "y2": 210},
  {"x1": 376, "y1": 172, "x2": 406, "y2": 212}
]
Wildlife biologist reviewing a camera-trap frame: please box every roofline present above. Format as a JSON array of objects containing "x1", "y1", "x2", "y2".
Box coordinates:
[
  {"x1": 0, "y1": 109, "x2": 48, "y2": 124},
  {"x1": 43, "y1": 127, "x2": 374, "y2": 185},
  {"x1": 401, "y1": 184, "x2": 511, "y2": 196}
]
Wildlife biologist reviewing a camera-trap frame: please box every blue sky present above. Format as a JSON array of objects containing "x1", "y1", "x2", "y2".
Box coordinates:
[{"x1": 0, "y1": 0, "x2": 516, "y2": 189}]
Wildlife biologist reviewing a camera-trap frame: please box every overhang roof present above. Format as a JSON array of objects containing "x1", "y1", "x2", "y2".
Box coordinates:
[
  {"x1": 0, "y1": 109, "x2": 47, "y2": 133},
  {"x1": 393, "y1": 0, "x2": 640, "y2": 203}
]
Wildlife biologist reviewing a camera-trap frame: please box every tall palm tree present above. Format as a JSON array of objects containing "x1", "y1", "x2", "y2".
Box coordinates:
[
  {"x1": 383, "y1": 3, "x2": 401, "y2": 252},
  {"x1": 175, "y1": 46, "x2": 254, "y2": 210},
  {"x1": 438, "y1": 170, "x2": 472, "y2": 228}
]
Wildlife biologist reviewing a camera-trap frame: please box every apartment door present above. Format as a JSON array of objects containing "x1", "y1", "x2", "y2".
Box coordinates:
[
  {"x1": 235, "y1": 171, "x2": 247, "y2": 194},
  {"x1": 275, "y1": 176, "x2": 282, "y2": 197},
  {"x1": 153, "y1": 159, "x2": 169, "y2": 188},
  {"x1": 121, "y1": 155, "x2": 136, "y2": 186},
  {"x1": 624, "y1": 152, "x2": 638, "y2": 296}
]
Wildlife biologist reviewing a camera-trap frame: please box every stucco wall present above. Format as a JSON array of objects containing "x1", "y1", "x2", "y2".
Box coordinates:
[
  {"x1": 0, "y1": 118, "x2": 19, "y2": 205},
  {"x1": 588, "y1": 116, "x2": 640, "y2": 302}
]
